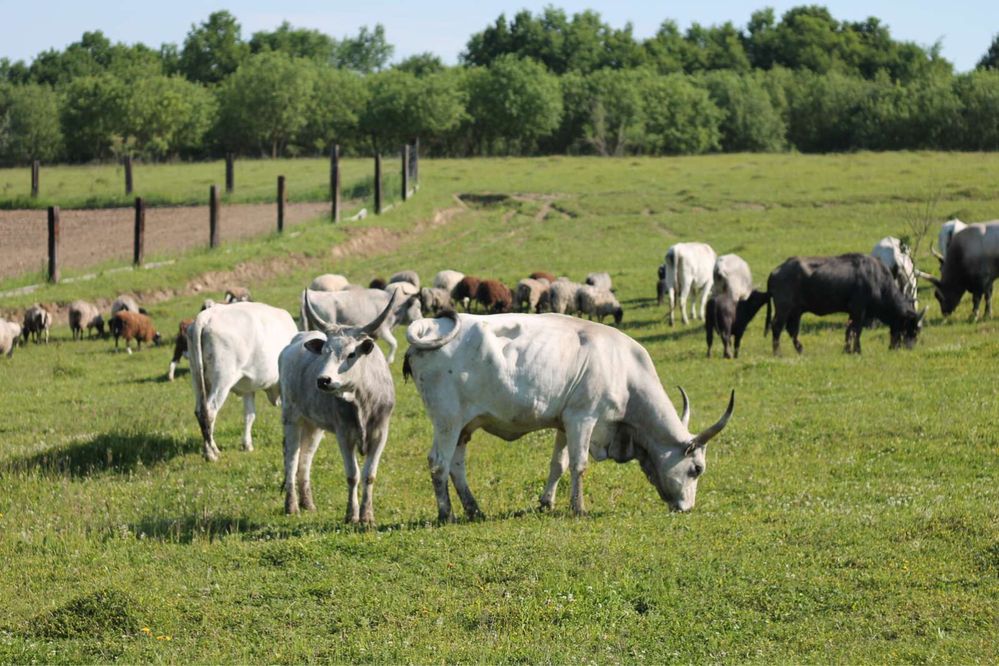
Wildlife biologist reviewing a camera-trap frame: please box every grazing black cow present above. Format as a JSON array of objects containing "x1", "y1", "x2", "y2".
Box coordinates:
[
  {"x1": 705, "y1": 290, "x2": 769, "y2": 359},
  {"x1": 925, "y1": 222, "x2": 999, "y2": 321},
  {"x1": 765, "y1": 254, "x2": 925, "y2": 355}
]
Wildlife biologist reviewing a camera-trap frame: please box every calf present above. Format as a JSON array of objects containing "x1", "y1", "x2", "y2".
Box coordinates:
[
  {"x1": 167, "y1": 318, "x2": 194, "y2": 381},
  {"x1": 69, "y1": 300, "x2": 104, "y2": 340},
  {"x1": 110, "y1": 311, "x2": 161, "y2": 353},
  {"x1": 705, "y1": 289, "x2": 769, "y2": 359},
  {"x1": 188, "y1": 302, "x2": 298, "y2": 462},
  {"x1": 475, "y1": 279, "x2": 513, "y2": 314},
  {"x1": 22, "y1": 304, "x2": 52, "y2": 344},
  {"x1": 280, "y1": 294, "x2": 396, "y2": 522}
]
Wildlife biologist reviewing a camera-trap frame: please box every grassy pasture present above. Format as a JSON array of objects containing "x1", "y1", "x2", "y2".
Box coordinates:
[
  {"x1": 0, "y1": 157, "x2": 397, "y2": 210},
  {"x1": 0, "y1": 153, "x2": 997, "y2": 663}
]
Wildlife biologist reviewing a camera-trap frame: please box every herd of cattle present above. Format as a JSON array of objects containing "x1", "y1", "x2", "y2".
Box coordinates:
[{"x1": 0, "y1": 218, "x2": 995, "y2": 521}]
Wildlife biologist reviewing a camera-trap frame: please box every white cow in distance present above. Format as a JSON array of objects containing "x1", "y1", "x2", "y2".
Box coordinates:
[
  {"x1": 403, "y1": 311, "x2": 734, "y2": 520},
  {"x1": 872, "y1": 236, "x2": 919, "y2": 308},
  {"x1": 712, "y1": 254, "x2": 753, "y2": 302},
  {"x1": 188, "y1": 302, "x2": 298, "y2": 462},
  {"x1": 662, "y1": 242, "x2": 717, "y2": 325}
]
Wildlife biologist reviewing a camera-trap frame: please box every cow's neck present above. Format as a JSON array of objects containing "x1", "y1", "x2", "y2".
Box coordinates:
[{"x1": 627, "y1": 384, "x2": 689, "y2": 448}]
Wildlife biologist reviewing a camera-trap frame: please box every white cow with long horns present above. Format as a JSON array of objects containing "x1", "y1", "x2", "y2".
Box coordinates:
[{"x1": 403, "y1": 311, "x2": 734, "y2": 520}]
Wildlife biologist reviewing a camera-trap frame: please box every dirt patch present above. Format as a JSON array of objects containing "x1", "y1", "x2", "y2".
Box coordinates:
[{"x1": 0, "y1": 201, "x2": 333, "y2": 281}]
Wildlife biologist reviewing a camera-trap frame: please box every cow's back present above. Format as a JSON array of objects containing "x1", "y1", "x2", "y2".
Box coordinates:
[
  {"x1": 307, "y1": 288, "x2": 388, "y2": 328},
  {"x1": 198, "y1": 303, "x2": 296, "y2": 389}
]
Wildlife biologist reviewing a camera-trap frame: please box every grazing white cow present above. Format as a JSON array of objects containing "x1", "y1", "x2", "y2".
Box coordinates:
[
  {"x1": 936, "y1": 219, "x2": 968, "y2": 262},
  {"x1": 300, "y1": 288, "x2": 421, "y2": 363},
  {"x1": 712, "y1": 254, "x2": 753, "y2": 302},
  {"x1": 309, "y1": 274, "x2": 351, "y2": 292},
  {"x1": 433, "y1": 270, "x2": 465, "y2": 293},
  {"x1": 663, "y1": 242, "x2": 717, "y2": 325},
  {"x1": 404, "y1": 312, "x2": 734, "y2": 520},
  {"x1": 871, "y1": 237, "x2": 919, "y2": 308},
  {"x1": 279, "y1": 294, "x2": 396, "y2": 522},
  {"x1": 187, "y1": 302, "x2": 298, "y2": 462}
]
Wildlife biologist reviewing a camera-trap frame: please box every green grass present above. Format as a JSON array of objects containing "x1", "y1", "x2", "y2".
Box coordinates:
[
  {"x1": 0, "y1": 157, "x2": 400, "y2": 210},
  {"x1": 1, "y1": 153, "x2": 997, "y2": 663}
]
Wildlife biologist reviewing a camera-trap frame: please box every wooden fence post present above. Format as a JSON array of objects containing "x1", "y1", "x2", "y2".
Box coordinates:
[
  {"x1": 401, "y1": 145, "x2": 410, "y2": 202},
  {"x1": 47, "y1": 206, "x2": 60, "y2": 283},
  {"x1": 133, "y1": 197, "x2": 145, "y2": 266},
  {"x1": 277, "y1": 175, "x2": 286, "y2": 233},
  {"x1": 209, "y1": 185, "x2": 220, "y2": 248},
  {"x1": 225, "y1": 153, "x2": 234, "y2": 193},
  {"x1": 330, "y1": 144, "x2": 341, "y2": 223},
  {"x1": 124, "y1": 155, "x2": 133, "y2": 195},
  {"x1": 374, "y1": 153, "x2": 382, "y2": 215},
  {"x1": 412, "y1": 138, "x2": 419, "y2": 185},
  {"x1": 31, "y1": 160, "x2": 40, "y2": 198}
]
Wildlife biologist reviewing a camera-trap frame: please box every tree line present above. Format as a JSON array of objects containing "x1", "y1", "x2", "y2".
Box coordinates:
[{"x1": 1, "y1": 6, "x2": 998, "y2": 165}]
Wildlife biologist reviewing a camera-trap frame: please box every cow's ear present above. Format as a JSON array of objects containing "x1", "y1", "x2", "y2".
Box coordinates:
[
  {"x1": 357, "y1": 338, "x2": 376, "y2": 356},
  {"x1": 304, "y1": 338, "x2": 324, "y2": 355}
]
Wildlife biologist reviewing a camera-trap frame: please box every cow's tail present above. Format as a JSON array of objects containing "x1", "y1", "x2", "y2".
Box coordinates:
[
  {"x1": 188, "y1": 316, "x2": 210, "y2": 432},
  {"x1": 763, "y1": 293, "x2": 772, "y2": 336}
]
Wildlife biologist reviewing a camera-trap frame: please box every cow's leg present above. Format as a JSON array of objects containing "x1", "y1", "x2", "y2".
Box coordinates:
[
  {"x1": 428, "y1": 424, "x2": 460, "y2": 522},
  {"x1": 449, "y1": 434, "x2": 483, "y2": 520},
  {"x1": 698, "y1": 285, "x2": 711, "y2": 322},
  {"x1": 283, "y1": 420, "x2": 302, "y2": 514},
  {"x1": 334, "y1": 430, "x2": 361, "y2": 523},
  {"x1": 566, "y1": 417, "x2": 596, "y2": 517},
  {"x1": 705, "y1": 319, "x2": 714, "y2": 357},
  {"x1": 380, "y1": 325, "x2": 398, "y2": 364},
  {"x1": 679, "y1": 282, "x2": 692, "y2": 325},
  {"x1": 241, "y1": 393, "x2": 256, "y2": 451},
  {"x1": 196, "y1": 377, "x2": 234, "y2": 462},
  {"x1": 722, "y1": 329, "x2": 732, "y2": 359},
  {"x1": 296, "y1": 425, "x2": 323, "y2": 512},
  {"x1": 667, "y1": 287, "x2": 676, "y2": 326},
  {"x1": 358, "y1": 423, "x2": 390, "y2": 525},
  {"x1": 970, "y1": 292, "x2": 982, "y2": 322},
  {"x1": 770, "y1": 312, "x2": 786, "y2": 356},
  {"x1": 985, "y1": 280, "x2": 994, "y2": 319},
  {"x1": 539, "y1": 431, "x2": 568, "y2": 510},
  {"x1": 786, "y1": 313, "x2": 804, "y2": 354}
]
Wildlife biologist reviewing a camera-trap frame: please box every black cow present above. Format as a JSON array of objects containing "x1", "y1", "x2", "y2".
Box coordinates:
[
  {"x1": 926, "y1": 222, "x2": 999, "y2": 321},
  {"x1": 765, "y1": 254, "x2": 925, "y2": 355},
  {"x1": 705, "y1": 290, "x2": 769, "y2": 359}
]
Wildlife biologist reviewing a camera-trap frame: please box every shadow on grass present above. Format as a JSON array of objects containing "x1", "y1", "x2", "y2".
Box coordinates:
[
  {"x1": 1, "y1": 431, "x2": 197, "y2": 479},
  {"x1": 130, "y1": 513, "x2": 262, "y2": 544}
]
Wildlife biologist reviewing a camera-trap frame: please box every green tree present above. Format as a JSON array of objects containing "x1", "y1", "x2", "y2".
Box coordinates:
[
  {"x1": 394, "y1": 53, "x2": 445, "y2": 77},
  {"x1": 215, "y1": 51, "x2": 315, "y2": 157},
  {"x1": 954, "y1": 70, "x2": 999, "y2": 149},
  {"x1": 249, "y1": 22, "x2": 337, "y2": 62},
  {"x1": 179, "y1": 11, "x2": 249, "y2": 84},
  {"x1": 581, "y1": 68, "x2": 648, "y2": 155},
  {"x1": 700, "y1": 70, "x2": 785, "y2": 151},
  {"x1": 334, "y1": 25, "x2": 394, "y2": 73},
  {"x1": 978, "y1": 34, "x2": 999, "y2": 70},
  {"x1": 60, "y1": 73, "x2": 127, "y2": 161},
  {"x1": 466, "y1": 55, "x2": 562, "y2": 153},
  {"x1": 125, "y1": 75, "x2": 216, "y2": 159},
  {"x1": 360, "y1": 69, "x2": 465, "y2": 151},
  {"x1": 643, "y1": 74, "x2": 722, "y2": 154},
  {"x1": 0, "y1": 84, "x2": 63, "y2": 164},
  {"x1": 782, "y1": 70, "x2": 869, "y2": 152},
  {"x1": 300, "y1": 66, "x2": 368, "y2": 152}
]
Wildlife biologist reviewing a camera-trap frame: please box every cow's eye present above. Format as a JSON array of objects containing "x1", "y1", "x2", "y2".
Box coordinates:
[
  {"x1": 689, "y1": 463, "x2": 704, "y2": 479},
  {"x1": 346, "y1": 350, "x2": 356, "y2": 360}
]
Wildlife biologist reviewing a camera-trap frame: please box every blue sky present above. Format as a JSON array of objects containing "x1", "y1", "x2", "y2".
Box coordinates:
[{"x1": 0, "y1": 1, "x2": 995, "y2": 72}]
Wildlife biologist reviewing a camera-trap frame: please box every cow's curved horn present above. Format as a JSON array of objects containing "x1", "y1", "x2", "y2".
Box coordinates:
[
  {"x1": 303, "y1": 290, "x2": 341, "y2": 334},
  {"x1": 677, "y1": 385, "x2": 690, "y2": 428},
  {"x1": 915, "y1": 269, "x2": 936, "y2": 281},
  {"x1": 931, "y1": 246, "x2": 945, "y2": 262},
  {"x1": 406, "y1": 310, "x2": 461, "y2": 350},
  {"x1": 689, "y1": 390, "x2": 735, "y2": 449},
  {"x1": 917, "y1": 306, "x2": 927, "y2": 323},
  {"x1": 362, "y1": 291, "x2": 398, "y2": 336}
]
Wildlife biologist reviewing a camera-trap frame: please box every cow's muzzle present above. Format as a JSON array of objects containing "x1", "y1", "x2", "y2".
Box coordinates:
[{"x1": 317, "y1": 376, "x2": 342, "y2": 392}]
